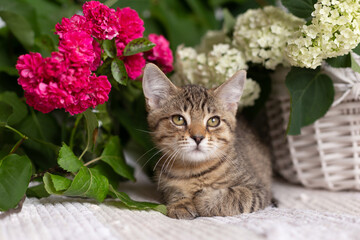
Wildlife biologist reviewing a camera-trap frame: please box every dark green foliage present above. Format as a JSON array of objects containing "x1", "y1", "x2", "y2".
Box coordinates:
[{"x1": 286, "y1": 68, "x2": 334, "y2": 135}]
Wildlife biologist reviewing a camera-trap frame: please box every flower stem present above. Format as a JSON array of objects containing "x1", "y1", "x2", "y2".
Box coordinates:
[
  {"x1": 69, "y1": 114, "x2": 83, "y2": 150},
  {"x1": 5, "y1": 125, "x2": 28, "y2": 139},
  {"x1": 84, "y1": 156, "x2": 102, "y2": 167},
  {"x1": 9, "y1": 137, "x2": 27, "y2": 154}
]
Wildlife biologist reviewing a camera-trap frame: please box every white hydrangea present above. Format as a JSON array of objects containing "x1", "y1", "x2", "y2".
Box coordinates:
[
  {"x1": 207, "y1": 44, "x2": 248, "y2": 87},
  {"x1": 233, "y1": 6, "x2": 305, "y2": 70},
  {"x1": 239, "y1": 78, "x2": 261, "y2": 108},
  {"x1": 174, "y1": 44, "x2": 260, "y2": 108},
  {"x1": 286, "y1": 0, "x2": 360, "y2": 69}
]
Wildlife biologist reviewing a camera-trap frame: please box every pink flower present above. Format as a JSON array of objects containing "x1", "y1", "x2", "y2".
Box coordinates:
[
  {"x1": 24, "y1": 91, "x2": 55, "y2": 114},
  {"x1": 55, "y1": 15, "x2": 92, "y2": 39},
  {"x1": 65, "y1": 74, "x2": 111, "y2": 115},
  {"x1": 58, "y1": 31, "x2": 95, "y2": 66},
  {"x1": 115, "y1": 7, "x2": 144, "y2": 44},
  {"x1": 83, "y1": 1, "x2": 119, "y2": 40},
  {"x1": 16, "y1": 51, "x2": 111, "y2": 115},
  {"x1": 44, "y1": 52, "x2": 68, "y2": 79},
  {"x1": 59, "y1": 66, "x2": 92, "y2": 94},
  {"x1": 16, "y1": 53, "x2": 45, "y2": 92},
  {"x1": 145, "y1": 34, "x2": 173, "y2": 73},
  {"x1": 116, "y1": 40, "x2": 146, "y2": 80},
  {"x1": 124, "y1": 53, "x2": 146, "y2": 80},
  {"x1": 16, "y1": 53, "x2": 44, "y2": 80}
]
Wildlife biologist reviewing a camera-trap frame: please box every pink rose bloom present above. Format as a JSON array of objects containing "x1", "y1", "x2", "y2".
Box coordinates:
[
  {"x1": 55, "y1": 15, "x2": 92, "y2": 39},
  {"x1": 115, "y1": 40, "x2": 146, "y2": 80},
  {"x1": 59, "y1": 66, "x2": 92, "y2": 94},
  {"x1": 58, "y1": 31, "x2": 95, "y2": 66},
  {"x1": 24, "y1": 92, "x2": 55, "y2": 114},
  {"x1": 124, "y1": 53, "x2": 146, "y2": 80},
  {"x1": 16, "y1": 52, "x2": 45, "y2": 93},
  {"x1": 16, "y1": 51, "x2": 111, "y2": 115},
  {"x1": 115, "y1": 7, "x2": 144, "y2": 44},
  {"x1": 44, "y1": 52, "x2": 68, "y2": 79},
  {"x1": 65, "y1": 74, "x2": 111, "y2": 115},
  {"x1": 83, "y1": 1, "x2": 118, "y2": 40},
  {"x1": 145, "y1": 34, "x2": 173, "y2": 73},
  {"x1": 16, "y1": 53, "x2": 44, "y2": 81}
]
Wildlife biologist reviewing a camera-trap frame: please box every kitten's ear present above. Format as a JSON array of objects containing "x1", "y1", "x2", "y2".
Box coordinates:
[
  {"x1": 214, "y1": 70, "x2": 246, "y2": 114},
  {"x1": 143, "y1": 63, "x2": 178, "y2": 110}
]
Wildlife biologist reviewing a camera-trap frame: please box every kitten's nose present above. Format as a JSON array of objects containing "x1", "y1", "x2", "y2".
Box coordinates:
[{"x1": 191, "y1": 135, "x2": 204, "y2": 145}]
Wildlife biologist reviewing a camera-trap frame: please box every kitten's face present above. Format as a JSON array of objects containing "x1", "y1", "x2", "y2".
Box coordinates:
[
  {"x1": 149, "y1": 86, "x2": 236, "y2": 162},
  {"x1": 143, "y1": 63, "x2": 246, "y2": 164}
]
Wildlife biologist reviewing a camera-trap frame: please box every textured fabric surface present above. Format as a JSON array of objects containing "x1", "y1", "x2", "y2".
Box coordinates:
[{"x1": 1, "y1": 165, "x2": 360, "y2": 240}]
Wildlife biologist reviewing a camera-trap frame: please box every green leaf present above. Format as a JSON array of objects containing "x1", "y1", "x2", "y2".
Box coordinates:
[
  {"x1": 100, "y1": 136, "x2": 135, "y2": 181},
  {"x1": 83, "y1": 109, "x2": 98, "y2": 152},
  {"x1": 0, "y1": 154, "x2": 32, "y2": 211},
  {"x1": 111, "y1": 58, "x2": 128, "y2": 85},
  {"x1": 26, "y1": 183, "x2": 50, "y2": 198},
  {"x1": 91, "y1": 162, "x2": 122, "y2": 189},
  {"x1": 326, "y1": 54, "x2": 351, "y2": 68},
  {"x1": 103, "y1": 39, "x2": 116, "y2": 58},
  {"x1": 123, "y1": 38, "x2": 155, "y2": 56},
  {"x1": 109, "y1": 185, "x2": 167, "y2": 214},
  {"x1": 58, "y1": 143, "x2": 83, "y2": 173},
  {"x1": 281, "y1": 0, "x2": 317, "y2": 19},
  {"x1": 353, "y1": 43, "x2": 360, "y2": 55},
  {"x1": 0, "y1": 102, "x2": 13, "y2": 126},
  {"x1": 96, "y1": 103, "x2": 112, "y2": 133},
  {"x1": 43, "y1": 173, "x2": 72, "y2": 195},
  {"x1": 0, "y1": 10, "x2": 35, "y2": 50},
  {"x1": 351, "y1": 53, "x2": 360, "y2": 74},
  {"x1": 63, "y1": 166, "x2": 109, "y2": 202},
  {"x1": 286, "y1": 68, "x2": 334, "y2": 135},
  {"x1": 35, "y1": 35, "x2": 57, "y2": 57},
  {"x1": 0, "y1": 92, "x2": 28, "y2": 126}
]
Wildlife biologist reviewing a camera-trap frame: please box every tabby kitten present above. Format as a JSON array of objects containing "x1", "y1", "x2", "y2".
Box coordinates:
[{"x1": 143, "y1": 63, "x2": 272, "y2": 219}]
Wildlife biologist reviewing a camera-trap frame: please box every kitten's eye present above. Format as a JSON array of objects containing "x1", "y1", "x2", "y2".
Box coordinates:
[
  {"x1": 207, "y1": 116, "x2": 220, "y2": 127},
  {"x1": 172, "y1": 115, "x2": 186, "y2": 126}
]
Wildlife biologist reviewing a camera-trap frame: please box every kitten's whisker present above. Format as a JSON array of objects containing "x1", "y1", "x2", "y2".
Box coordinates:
[
  {"x1": 140, "y1": 147, "x2": 168, "y2": 170},
  {"x1": 167, "y1": 151, "x2": 180, "y2": 175},
  {"x1": 135, "y1": 146, "x2": 157, "y2": 164},
  {"x1": 153, "y1": 149, "x2": 172, "y2": 171},
  {"x1": 158, "y1": 150, "x2": 179, "y2": 188},
  {"x1": 135, "y1": 128, "x2": 154, "y2": 134}
]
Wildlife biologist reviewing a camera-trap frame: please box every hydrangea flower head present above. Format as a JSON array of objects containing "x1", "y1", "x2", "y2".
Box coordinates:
[
  {"x1": 145, "y1": 34, "x2": 173, "y2": 73},
  {"x1": 175, "y1": 44, "x2": 259, "y2": 107},
  {"x1": 233, "y1": 6, "x2": 305, "y2": 69},
  {"x1": 286, "y1": 0, "x2": 360, "y2": 68}
]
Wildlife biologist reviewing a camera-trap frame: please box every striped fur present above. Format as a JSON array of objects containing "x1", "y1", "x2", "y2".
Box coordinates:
[{"x1": 143, "y1": 64, "x2": 272, "y2": 219}]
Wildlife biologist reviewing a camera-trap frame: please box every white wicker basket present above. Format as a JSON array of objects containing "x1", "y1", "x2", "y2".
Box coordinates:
[{"x1": 266, "y1": 64, "x2": 360, "y2": 191}]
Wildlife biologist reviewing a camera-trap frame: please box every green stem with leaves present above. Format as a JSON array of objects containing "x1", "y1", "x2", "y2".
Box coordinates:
[
  {"x1": 5, "y1": 125, "x2": 28, "y2": 154},
  {"x1": 84, "y1": 156, "x2": 102, "y2": 167}
]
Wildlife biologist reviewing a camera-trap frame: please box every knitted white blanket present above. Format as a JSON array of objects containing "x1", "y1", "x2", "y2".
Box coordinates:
[{"x1": 1, "y1": 165, "x2": 360, "y2": 240}]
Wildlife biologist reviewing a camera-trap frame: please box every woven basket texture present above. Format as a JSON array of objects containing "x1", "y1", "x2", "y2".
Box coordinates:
[{"x1": 266, "y1": 64, "x2": 360, "y2": 191}]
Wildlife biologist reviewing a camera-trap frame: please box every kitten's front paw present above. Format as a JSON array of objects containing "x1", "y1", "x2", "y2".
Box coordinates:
[{"x1": 167, "y1": 202, "x2": 198, "y2": 220}]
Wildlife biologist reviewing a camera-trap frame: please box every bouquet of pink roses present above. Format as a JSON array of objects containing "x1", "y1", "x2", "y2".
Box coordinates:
[
  {"x1": 0, "y1": 1, "x2": 173, "y2": 213},
  {"x1": 16, "y1": 1, "x2": 173, "y2": 115}
]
